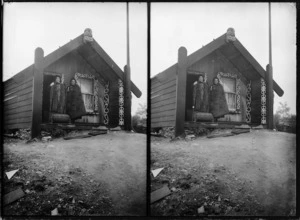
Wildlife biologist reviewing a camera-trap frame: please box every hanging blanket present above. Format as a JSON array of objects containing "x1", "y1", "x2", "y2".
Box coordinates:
[
  {"x1": 50, "y1": 83, "x2": 66, "y2": 114},
  {"x1": 209, "y1": 83, "x2": 229, "y2": 118},
  {"x1": 193, "y1": 81, "x2": 209, "y2": 112},
  {"x1": 66, "y1": 84, "x2": 86, "y2": 120}
]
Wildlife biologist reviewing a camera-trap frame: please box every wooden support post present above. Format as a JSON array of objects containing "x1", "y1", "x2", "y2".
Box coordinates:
[
  {"x1": 266, "y1": 64, "x2": 274, "y2": 130},
  {"x1": 31, "y1": 47, "x2": 44, "y2": 139},
  {"x1": 175, "y1": 47, "x2": 188, "y2": 137},
  {"x1": 124, "y1": 65, "x2": 132, "y2": 131}
]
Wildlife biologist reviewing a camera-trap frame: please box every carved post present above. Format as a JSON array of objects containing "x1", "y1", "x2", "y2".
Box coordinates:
[
  {"x1": 124, "y1": 65, "x2": 132, "y2": 131},
  {"x1": 118, "y1": 79, "x2": 124, "y2": 126},
  {"x1": 266, "y1": 64, "x2": 274, "y2": 129},
  {"x1": 261, "y1": 78, "x2": 267, "y2": 125},
  {"x1": 246, "y1": 81, "x2": 252, "y2": 123},
  {"x1": 175, "y1": 47, "x2": 188, "y2": 137},
  {"x1": 31, "y1": 47, "x2": 44, "y2": 138}
]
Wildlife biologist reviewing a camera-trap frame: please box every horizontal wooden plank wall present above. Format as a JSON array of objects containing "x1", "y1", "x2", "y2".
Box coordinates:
[
  {"x1": 4, "y1": 65, "x2": 34, "y2": 85},
  {"x1": 151, "y1": 74, "x2": 177, "y2": 128},
  {"x1": 5, "y1": 77, "x2": 33, "y2": 95},
  {"x1": 152, "y1": 121, "x2": 175, "y2": 128},
  {"x1": 4, "y1": 71, "x2": 34, "y2": 130}
]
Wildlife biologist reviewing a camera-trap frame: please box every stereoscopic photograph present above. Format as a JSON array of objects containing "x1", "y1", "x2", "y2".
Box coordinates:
[
  {"x1": 150, "y1": 2, "x2": 296, "y2": 216},
  {"x1": 1, "y1": 1, "x2": 297, "y2": 218},
  {"x1": 2, "y1": 2, "x2": 147, "y2": 216}
]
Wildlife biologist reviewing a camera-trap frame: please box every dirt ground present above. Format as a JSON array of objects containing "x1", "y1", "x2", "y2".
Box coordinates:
[
  {"x1": 151, "y1": 129, "x2": 296, "y2": 216},
  {"x1": 3, "y1": 131, "x2": 146, "y2": 216}
]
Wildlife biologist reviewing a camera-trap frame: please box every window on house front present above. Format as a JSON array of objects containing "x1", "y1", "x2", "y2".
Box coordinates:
[
  {"x1": 77, "y1": 78, "x2": 94, "y2": 113},
  {"x1": 221, "y1": 77, "x2": 237, "y2": 112}
]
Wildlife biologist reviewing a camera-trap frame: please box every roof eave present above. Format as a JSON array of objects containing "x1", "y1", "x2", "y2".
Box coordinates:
[
  {"x1": 232, "y1": 39, "x2": 284, "y2": 97},
  {"x1": 89, "y1": 40, "x2": 142, "y2": 98},
  {"x1": 152, "y1": 33, "x2": 284, "y2": 97},
  {"x1": 36, "y1": 33, "x2": 141, "y2": 98}
]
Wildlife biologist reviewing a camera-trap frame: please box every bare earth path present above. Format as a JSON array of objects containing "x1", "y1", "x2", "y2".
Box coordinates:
[
  {"x1": 151, "y1": 130, "x2": 296, "y2": 216},
  {"x1": 3, "y1": 131, "x2": 146, "y2": 216}
]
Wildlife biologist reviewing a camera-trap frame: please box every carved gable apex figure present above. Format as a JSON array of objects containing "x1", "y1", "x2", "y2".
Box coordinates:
[
  {"x1": 83, "y1": 28, "x2": 94, "y2": 43},
  {"x1": 226, "y1": 27, "x2": 236, "y2": 43}
]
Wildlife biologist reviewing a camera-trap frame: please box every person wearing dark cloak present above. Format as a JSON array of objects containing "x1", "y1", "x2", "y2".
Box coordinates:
[
  {"x1": 66, "y1": 78, "x2": 86, "y2": 122},
  {"x1": 209, "y1": 77, "x2": 229, "y2": 121},
  {"x1": 192, "y1": 74, "x2": 209, "y2": 113},
  {"x1": 50, "y1": 76, "x2": 66, "y2": 114}
]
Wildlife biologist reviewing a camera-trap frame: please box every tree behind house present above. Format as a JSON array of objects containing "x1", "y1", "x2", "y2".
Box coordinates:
[
  {"x1": 275, "y1": 102, "x2": 296, "y2": 133},
  {"x1": 132, "y1": 103, "x2": 147, "y2": 133}
]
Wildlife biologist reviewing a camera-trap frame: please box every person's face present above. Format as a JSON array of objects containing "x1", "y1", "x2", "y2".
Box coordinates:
[
  {"x1": 214, "y1": 78, "x2": 219, "y2": 84},
  {"x1": 56, "y1": 77, "x2": 61, "y2": 83},
  {"x1": 71, "y1": 80, "x2": 76, "y2": 86},
  {"x1": 199, "y1": 76, "x2": 204, "y2": 82}
]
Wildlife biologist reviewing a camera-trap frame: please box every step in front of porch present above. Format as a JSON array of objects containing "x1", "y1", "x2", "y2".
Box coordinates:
[
  {"x1": 41, "y1": 123, "x2": 109, "y2": 131},
  {"x1": 184, "y1": 121, "x2": 265, "y2": 129}
]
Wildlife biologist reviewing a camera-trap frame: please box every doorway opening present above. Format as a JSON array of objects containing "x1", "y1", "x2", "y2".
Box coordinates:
[
  {"x1": 42, "y1": 74, "x2": 59, "y2": 123},
  {"x1": 185, "y1": 73, "x2": 201, "y2": 121}
]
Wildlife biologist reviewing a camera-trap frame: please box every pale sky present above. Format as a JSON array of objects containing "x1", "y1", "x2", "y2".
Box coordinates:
[
  {"x1": 3, "y1": 2, "x2": 147, "y2": 115},
  {"x1": 151, "y1": 3, "x2": 296, "y2": 114}
]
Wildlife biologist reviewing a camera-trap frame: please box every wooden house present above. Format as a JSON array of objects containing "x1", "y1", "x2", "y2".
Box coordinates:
[
  {"x1": 4, "y1": 28, "x2": 142, "y2": 137},
  {"x1": 151, "y1": 28, "x2": 284, "y2": 136}
]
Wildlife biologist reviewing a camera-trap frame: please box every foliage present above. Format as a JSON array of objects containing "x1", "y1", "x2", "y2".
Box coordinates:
[
  {"x1": 132, "y1": 102, "x2": 147, "y2": 133},
  {"x1": 274, "y1": 113, "x2": 281, "y2": 128},
  {"x1": 275, "y1": 102, "x2": 296, "y2": 133},
  {"x1": 43, "y1": 127, "x2": 66, "y2": 138},
  {"x1": 276, "y1": 102, "x2": 291, "y2": 118},
  {"x1": 15, "y1": 129, "x2": 31, "y2": 140},
  {"x1": 135, "y1": 103, "x2": 147, "y2": 119}
]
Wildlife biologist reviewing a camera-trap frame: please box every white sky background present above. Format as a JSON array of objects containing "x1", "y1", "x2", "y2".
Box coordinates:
[
  {"x1": 3, "y1": 2, "x2": 147, "y2": 115},
  {"x1": 151, "y1": 3, "x2": 296, "y2": 114}
]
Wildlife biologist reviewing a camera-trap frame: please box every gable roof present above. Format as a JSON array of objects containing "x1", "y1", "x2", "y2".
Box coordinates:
[
  {"x1": 5, "y1": 32, "x2": 142, "y2": 98},
  {"x1": 152, "y1": 32, "x2": 284, "y2": 97}
]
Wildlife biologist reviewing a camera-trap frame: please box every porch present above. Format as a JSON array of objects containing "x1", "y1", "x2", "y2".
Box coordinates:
[
  {"x1": 40, "y1": 122, "x2": 119, "y2": 132},
  {"x1": 184, "y1": 121, "x2": 266, "y2": 130}
]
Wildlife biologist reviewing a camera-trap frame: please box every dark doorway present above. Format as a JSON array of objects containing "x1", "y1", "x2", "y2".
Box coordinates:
[
  {"x1": 42, "y1": 74, "x2": 58, "y2": 123},
  {"x1": 185, "y1": 74, "x2": 200, "y2": 121}
]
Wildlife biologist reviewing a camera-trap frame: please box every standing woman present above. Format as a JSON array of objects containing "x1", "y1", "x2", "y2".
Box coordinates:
[
  {"x1": 209, "y1": 77, "x2": 229, "y2": 121},
  {"x1": 50, "y1": 75, "x2": 66, "y2": 114},
  {"x1": 192, "y1": 74, "x2": 209, "y2": 113},
  {"x1": 66, "y1": 78, "x2": 86, "y2": 122}
]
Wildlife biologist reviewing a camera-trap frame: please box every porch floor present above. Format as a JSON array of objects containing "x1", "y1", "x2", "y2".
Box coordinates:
[
  {"x1": 41, "y1": 123, "x2": 113, "y2": 131},
  {"x1": 184, "y1": 121, "x2": 264, "y2": 129}
]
